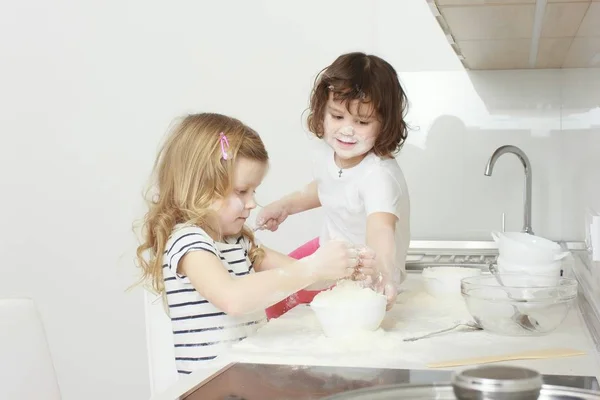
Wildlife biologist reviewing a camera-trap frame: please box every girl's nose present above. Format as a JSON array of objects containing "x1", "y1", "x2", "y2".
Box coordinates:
[
  {"x1": 246, "y1": 197, "x2": 257, "y2": 209},
  {"x1": 339, "y1": 125, "x2": 354, "y2": 135}
]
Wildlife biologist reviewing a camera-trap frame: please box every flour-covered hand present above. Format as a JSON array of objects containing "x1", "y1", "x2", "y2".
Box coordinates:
[
  {"x1": 383, "y1": 281, "x2": 398, "y2": 311},
  {"x1": 367, "y1": 272, "x2": 398, "y2": 310},
  {"x1": 255, "y1": 201, "x2": 288, "y2": 231},
  {"x1": 309, "y1": 240, "x2": 356, "y2": 281},
  {"x1": 350, "y1": 246, "x2": 377, "y2": 280}
]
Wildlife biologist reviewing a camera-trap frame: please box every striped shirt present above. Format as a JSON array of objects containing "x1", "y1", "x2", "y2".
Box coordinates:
[{"x1": 163, "y1": 224, "x2": 266, "y2": 375}]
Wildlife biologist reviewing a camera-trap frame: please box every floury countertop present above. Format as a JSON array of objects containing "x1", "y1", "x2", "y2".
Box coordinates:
[
  {"x1": 151, "y1": 241, "x2": 600, "y2": 400},
  {"x1": 227, "y1": 274, "x2": 598, "y2": 373}
]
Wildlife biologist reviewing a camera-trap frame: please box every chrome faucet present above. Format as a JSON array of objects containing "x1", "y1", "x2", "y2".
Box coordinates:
[{"x1": 484, "y1": 145, "x2": 533, "y2": 235}]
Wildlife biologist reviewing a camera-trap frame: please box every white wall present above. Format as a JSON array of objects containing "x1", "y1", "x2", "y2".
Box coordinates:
[
  {"x1": 0, "y1": 0, "x2": 459, "y2": 398},
  {"x1": 1, "y1": 0, "x2": 598, "y2": 399},
  {"x1": 396, "y1": 68, "x2": 600, "y2": 241},
  {"x1": 560, "y1": 69, "x2": 600, "y2": 240}
]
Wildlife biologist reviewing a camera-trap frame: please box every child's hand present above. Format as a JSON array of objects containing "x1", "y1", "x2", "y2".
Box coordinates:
[
  {"x1": 350, "y1": 246, "x2": 377, "y2": 280},
  {"x1": 383, "y1": 282, "x2": 398, "y2": 311},
  {"x1": 308, "y1": 240, "x2": 357, "y2": 281},
  {"x1": 255, "y1": 201, "x2": 288, "y2": 232},
  {"x1": 364, "y1": 270, "x2": 399, "y2": 310}
]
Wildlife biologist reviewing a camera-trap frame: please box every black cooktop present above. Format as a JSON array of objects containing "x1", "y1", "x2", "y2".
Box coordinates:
[{"x1": 180, "y1": 363, "x2": 600, "y2": 400}]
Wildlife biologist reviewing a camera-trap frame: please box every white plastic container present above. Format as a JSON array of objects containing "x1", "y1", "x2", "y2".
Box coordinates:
[
  {"x1": 310, "y1": 281, "x2": 387, "y2": 338},
  {"x1": 496, "y1": 257, "x2": 562, "y2": 289},
  {"x1": 496, "y1": 256, "x2": 562, "y2": 276},
  {"x1": 492, "y1": 231, "x2": 569, "y2": 265},
  {"x1": 422, "y1": 266, "x2": 482, "y2": 298}
]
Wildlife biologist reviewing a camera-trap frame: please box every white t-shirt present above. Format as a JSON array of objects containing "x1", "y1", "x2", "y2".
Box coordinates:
[
  {"x1": 313, "y1": 142, "x2": 411, "y2": 279},
  {"x1": 163, "y1": 224, "x2": 266, "y2": 375}
]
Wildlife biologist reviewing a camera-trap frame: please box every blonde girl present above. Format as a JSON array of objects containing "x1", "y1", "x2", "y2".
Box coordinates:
[{"x1": 135, "y1": 113, "x2": 373, "y2": 375}]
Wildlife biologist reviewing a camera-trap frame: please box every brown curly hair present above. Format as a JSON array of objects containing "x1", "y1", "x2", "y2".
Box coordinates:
[
  {"x1": 135, "y1": 113, "x2": 268, "y2": 295},
  {"x1": 306, "y1": 52, "x2": 409, "y2": 157}
]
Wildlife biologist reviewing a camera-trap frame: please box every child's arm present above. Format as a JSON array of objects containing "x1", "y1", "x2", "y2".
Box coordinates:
[
  {"x1": 366, "y1": 212, "x2": 402, "y2": 280},
  {"x1": 256, "y1": 180, "x2": 320, "y2": 231},
  {"x1": 254, "y1": 245, "x2": 376, "y2": 289},
  {"x1": 282, "y1": 180, "x2": 321, "y2": 215},
  {"x1": 178, "y1": 240, "x2": 358, "y2": 316},
  {"x1": 366, "y1": 212, "x2": 401, "y2": 310},
  {"x1": 254, "y1": 246, "x2": 333, "y2": 291},
  {"x1": 253, "y1": 246, "x2": 295, "y2": 272},
  {"x1": 361, "y1": 168, "x2": 408, "y2": 309}
]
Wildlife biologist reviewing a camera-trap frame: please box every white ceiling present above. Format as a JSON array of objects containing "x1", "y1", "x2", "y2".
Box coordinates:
[{"x1": 428, "y1": 0, "x2": 600, "y2": 69}]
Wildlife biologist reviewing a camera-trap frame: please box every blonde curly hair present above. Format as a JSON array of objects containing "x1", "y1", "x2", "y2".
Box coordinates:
[{"x1": 135, "y1": 113, "x2": 268, "y2": 295}]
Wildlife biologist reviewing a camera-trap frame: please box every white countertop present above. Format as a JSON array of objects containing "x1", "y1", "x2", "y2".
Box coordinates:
[{"x1": 152, "y1": 273, "x2": 600, "y2": 400}]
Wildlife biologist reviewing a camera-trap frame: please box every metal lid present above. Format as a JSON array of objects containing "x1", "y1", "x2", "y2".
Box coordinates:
[
  {"x1": 320, "y1": 383, "x2": 600, "y2": 399},
  {"x1": 452, "y1": 366, "x2": 543, "y2": 394}
]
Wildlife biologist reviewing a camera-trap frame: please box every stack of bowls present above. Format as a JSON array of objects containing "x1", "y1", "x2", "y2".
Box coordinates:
[{"x1": 492, "y1": 231, "x2": 569, "y2": 281}]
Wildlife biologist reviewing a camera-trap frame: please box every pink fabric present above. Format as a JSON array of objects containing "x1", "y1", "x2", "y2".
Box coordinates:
[
  {"x1": 288, "y1": 237, "x2": 321, "y2": 259},
  {"x1": 265, "y1": 237, "x2": 329, "y2": 320}
]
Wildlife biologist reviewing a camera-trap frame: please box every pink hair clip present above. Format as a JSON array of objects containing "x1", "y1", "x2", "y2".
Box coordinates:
[{"x1": 219, "y1": 132, "x2": 229, "y2": 160}]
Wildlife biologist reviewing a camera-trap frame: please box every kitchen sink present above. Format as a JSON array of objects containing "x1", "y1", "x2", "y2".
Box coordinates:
[{"x1": 406, "y1": 240, "x2": 498, "y2": 272}]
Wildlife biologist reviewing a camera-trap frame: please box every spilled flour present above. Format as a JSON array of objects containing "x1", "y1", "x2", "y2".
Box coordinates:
[
  {"x1": 233, "y1": 277, "x2": 476, "y2": 363},
  {"x1": 231, "y1": 275, "x2": 585, "y2": 367}
]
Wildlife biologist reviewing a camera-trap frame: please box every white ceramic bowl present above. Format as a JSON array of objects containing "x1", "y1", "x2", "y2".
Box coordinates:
[
  {"x1": 497, "y1": 256, "x2": 562, "y2": 277},
  {"x1": 496, "y1": 231, "x2": 562, "y2": 251},
  {"x1": 310, "y1": 286, "x2": 387, "y2": 338},
  {"x1": 492, "y1": 231, "x2": 569, "y2": 264},
  {"x1": 422, "y1": 266, "x2": 482, "y2": 298}
]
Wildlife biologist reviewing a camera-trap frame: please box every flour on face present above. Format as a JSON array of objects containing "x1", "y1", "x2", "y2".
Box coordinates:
[
  {"x1": 216, "y1": 157, "x2": 267, "y2": 236},
  {"x1": 327, "y1": 124, "x2": 376, "y2": 161},
  {"x1": 322, "y1": 93, "x2": 381, "y2": 164}
]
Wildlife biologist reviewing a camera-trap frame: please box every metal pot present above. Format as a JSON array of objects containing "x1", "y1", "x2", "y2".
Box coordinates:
[{"x1": 322, "y1": 366, "x2": 600, "y2": 400}]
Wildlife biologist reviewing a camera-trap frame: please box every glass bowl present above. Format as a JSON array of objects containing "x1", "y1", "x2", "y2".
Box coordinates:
[{"x1": 460, "y1": 274, "x2": 578, "y2": 336}]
